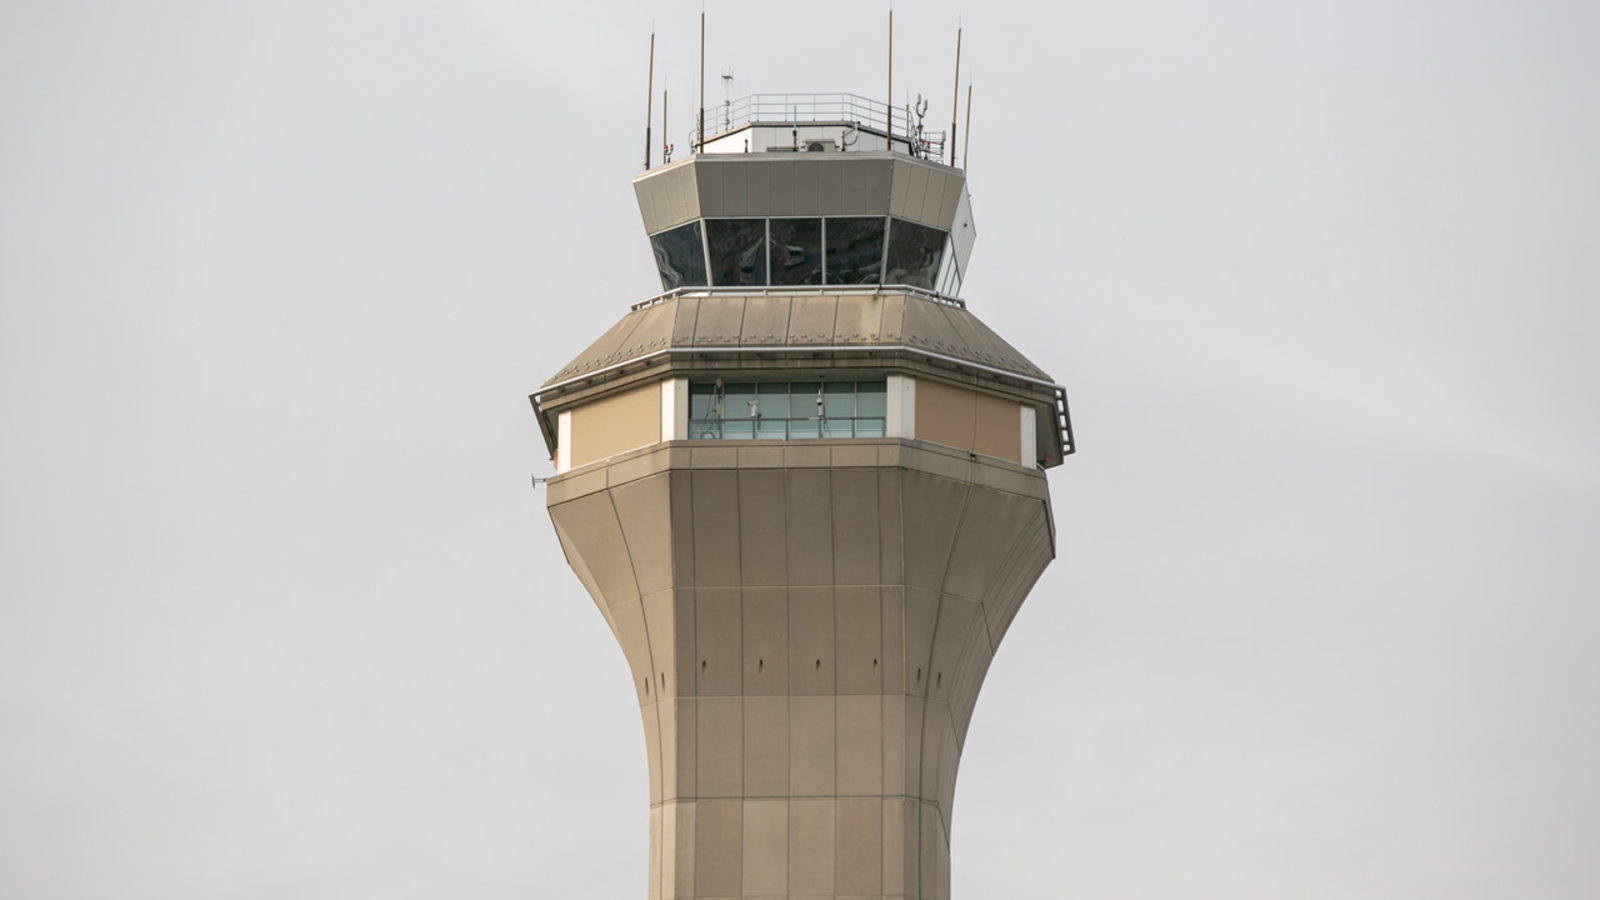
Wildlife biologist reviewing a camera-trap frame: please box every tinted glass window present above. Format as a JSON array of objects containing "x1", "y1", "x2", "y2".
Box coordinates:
[
  {"x1": 706, "y1": 219, "x2": 768, "y2": 286},
  {"x1": 768, "y1": 218, "x2": 823, "y2": 285},
  {"x1": 650, "y1": 221, "x2": 707, "y2": 290},
  {"x1": 687, "y1": 381, "x2": 887, "y2": 442},
  {"x1": 884, "y1": 218, "x2": 944, "y2": 289},
  {"x1": 824, "y1": 217, "x2": 885, "y2": 285}
]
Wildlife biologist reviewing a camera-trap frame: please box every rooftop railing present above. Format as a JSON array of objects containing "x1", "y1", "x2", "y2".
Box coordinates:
[{"x1": 694, "y1": 93, "x2": 947, "y2": 159}]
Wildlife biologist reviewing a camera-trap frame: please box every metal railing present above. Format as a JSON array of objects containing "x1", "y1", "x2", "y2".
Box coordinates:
[
  {"x1": 630, "y1": 284, "x2": 966, "y2": 313},
  {"x1": 694, "y1": 93, "x2": 947, "y2": 159}
]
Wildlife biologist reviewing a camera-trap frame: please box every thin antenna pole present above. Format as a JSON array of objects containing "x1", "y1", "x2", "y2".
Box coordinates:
[
  {"x1": 663, "y1": 89, "x2": 669, "y2": 162},
  {"x1": 886, "y1": 9, "x2": 893, "y2": 141},
  {"x1": 963, "y1": 81, "x2": 973, "y2": 170},
  {"x1": 950, "y1": 27, "x2": 961, "y2": 166},
  {"x1": 645, "y1": 30, "x2": 655, "y2": 170},
  {"x1": 698, "y1": 11, "x2": 706, "y2": 152}
]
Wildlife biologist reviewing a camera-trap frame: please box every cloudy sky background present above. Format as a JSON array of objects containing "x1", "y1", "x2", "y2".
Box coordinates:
[{"x1": 3, "y1": 0, "x2": 1597, "y2": 897}]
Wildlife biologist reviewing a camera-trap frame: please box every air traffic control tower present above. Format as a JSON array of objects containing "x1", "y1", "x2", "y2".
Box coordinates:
[{"x1": 531, "y1": 93, "x2": 1075, "y2": 899}]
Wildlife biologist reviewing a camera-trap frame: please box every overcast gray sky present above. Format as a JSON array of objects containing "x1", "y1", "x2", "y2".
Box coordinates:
[{"x1": 3, "y1": 1, "x2": 1598, "y2": 897}]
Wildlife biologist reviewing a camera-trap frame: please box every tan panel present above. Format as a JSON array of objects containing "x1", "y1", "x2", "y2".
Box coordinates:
[
  {"x1": 670, "y1": 294, "x2": 700, "y2": 347},
  {"x1": 918, "y1": 170, "x2": 949, "y2": 226},
  {"x1": 547, "y1": 492, "x2": 639, "y2": 607},
  {"x1": 789, "y1": 586, "x2": 834, "y2": 696},
  {"x1": 647, "y1": 803, "x2": 661, "y2": 900},
  {"x1": 641, "y1": 589, "x2": 679, "y2": 701},
  {"x1": 902, "y1": 586, "x2": 941, "y2": 698},
  {"x1": 673, "y1": 697, "x2": 697, "y2": 799},
  {"x1": 769, "y1": 159, "x2": 795, "y2": 214},
  {"x1": 840, "y1": 157, "x2": 866, "y2": 214},
  {"x1": 634, "y1": 176, "x2": 661, "y2": 235},
  {"x1": 881, "y1": 585, "x2": 905, "y2": 695},
  {"x1": 690, "y1": 469, "x2": 740, "y2": 586},
  {"x1": 918, "y1": 699, "x2": 949, "y2": 809},
  {"x1": 934, "y1": 704, "x2": 961, "y2": 823},
  {"x1": 972, "y1": 392, "x2": 1021, "y2": 462},
  {"x1": 611, "y1": 600, "x2": 655, "y2": 706},
  {"x1": 610, "y1": 473, "x2": 674, "y2": 597},
  {"x1": 831, "y1": 468, "x2": 880, "y2": 584},
  {"x1": 948, "y1": 617, "x2": 995, "y2": 746},
  {"x1": 668, "y1": 471, "x2": 695, "y2": 588},
  {"x1": 900, "y1": 471, "x2": 970, "y2": 592},
  {"x1": 939, "y1": 173, "x2": 966, "y2": 229},
  {"x1": 656, "y1": 697, "x2": 681, "y2": 803},
  {"x1": 878, "y1": 291, "x2": 906, "y2": 341},
  {"x1": 881, "y1": 688, "x2": 906, "y2": 800},
  {"x1": 695, "y1": 697, "x2": 742, "y2": 798},
  {"x1": 901, "y1": 695, "x2": 926, "y2": 798},
  {"x1": 945, "y1": 487, "x2": 1036, "y2": 602},
  {"x1": 903, "y1": 164, "x2": 930, "y2": 226},
  {"x1": 695, "y1": 159, "x2": 723, "y2": 217},
  {"x1": 784, "y1": 468, "x2": 833, "y2": 584},
  {"x1": 833, "y1": 292, "x2": 885, "y2": 342},
  {"x1": 721, "y1": 160, "x2": 747, "y2": 216},
  {"x1": 817, "y1": 159, "x2": 843, "y2": 214},
  {"x1": 861, "y1": 158, "x2": 892, "y2": 214},
  {"x1": 879, "y1": 467, "x2": 904, "y2": 586},
  {"x1": 836, "y1": 798, "x2": 884, "y2": 895},
  {"x1": 786, "y1": 293, "x2": 838, "y2": 344},
  {"x1": 672, "y1": 800, "x2": 696, "y2": 897},
  {"x1": 925, "y1": 595, "x2": 980, "y2": 704},
  {"x1": 694, "y1": 799, "x2": 742, "y2": 896},
  {"x1": 789, "y1": 695, "x2": 836, "y2": 795},
  {"x1": 793, "y1": 160, "x2": 819, "y2": 214},
  {"x1": 741, "y1": 587, "x2": 789, "y2": 696},
  {"x1": 694, "y1": 587, "x2": 741, "y2": 696},
  {"x1": 743, "y1": 696, "x2": 790, "y2": 798},
  {"x1": 835, "y1": 585, "x2": 882, "y2": 694},
  {"x1": 884, "y1": 797, "x2": 918, "y2": 897},
  {"x1": 914, "y1": 378, "x2": 976, "y2": 455},
  {"x1": 836, "y1": 694, "x2": 883, "y2": 796},
  {"x1": 570, "y1": 381, "x2": 662, "y2": 468},
  {"x1": 737, "y1": 469, "x2": 786, "y2": 584},
  {"x1": 641, "y1": 702, "x2": 663, "y2": 805},
  {"x1": 741, "y1": 799, "x2": 788, "y2": 896},
  {"x1": 675, "y1": 163, "x2": 701, "y2": 223},
  {"x1": 788, "y1": 799, "x2": 835, "y2": 895},
  {"x1": 691, "y1": 295, "x2": 745, "y2": 346},
  {"x1": 888, "y1": 159, "x2": 912, "y2": 217},
  {"x1": 745, "y1": 160, "x2": 771, "y2": 214},
  {"x1": 738, "y1": 294, "x2": 792, "y2": 344}
]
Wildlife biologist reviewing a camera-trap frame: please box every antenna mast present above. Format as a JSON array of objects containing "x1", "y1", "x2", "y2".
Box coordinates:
[
  {"x1": 644, "y1": 30, "x2": 655, "y2": 170},
  {"x1": 950, "y1": 26, "x2": 961, "y2": 166},
  {"x1": 698, "y1": 11, "x2": 706, "y2": 152},
  {"x1": 886, "y1": 9, "x2": 894, "y2": 142}
]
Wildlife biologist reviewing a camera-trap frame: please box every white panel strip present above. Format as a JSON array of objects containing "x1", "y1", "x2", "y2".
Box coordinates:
[
  {"x1": 662, "y1": 377, "x2": 689, "y2": 441},
  {"x1": 887, "y1": 374, "x2": 916, "y2": 439},
  {"x1": 1020, "y1": 405, "x2": 1037, "y2": 470},
  {"x1": 556, "y1": 410, "x2": 572, "y2": 474}
]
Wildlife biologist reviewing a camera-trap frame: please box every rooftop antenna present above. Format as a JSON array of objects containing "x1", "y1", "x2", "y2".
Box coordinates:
[
  {"x1": 644, "y1": 27, "x2": 655, "y2": 170},
  {"x1": 663, "y1": 86, "x2": 673, "y2": 163},
  {"x1": 949, "y1": 23, "x2": 961, "y2": 166},
  {"x1": 886, "y1": 7, "x2": 894, "y2": 142},
  {"x1": 698, "y1": 8, "x2": 706, "y2": 152},
  {"x1": 721, "y1": 67, "x2": 734, "y2": 132},
  {"x1": 963, "y1": 73, "x2": 973, "y2": 169}
]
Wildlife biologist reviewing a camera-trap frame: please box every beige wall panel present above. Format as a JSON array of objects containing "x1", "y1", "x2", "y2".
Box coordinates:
[
  {"x1": 721, "y1": 161, "x2": 748, "y2": 216},
  {"x1": 668, "y1": 470, "x2": 696, "y2": 586},
  {"x1": 635, "y1": 178, "x2": 661, "y2": 235},
  {"x1": 738, "y1": 294, "x2": 792, "y2": 344},
  {"x1": 836, "y1": 798, "x2": 884, "y2": 895},
  {"x1": 987, "y1": 526, "x2": 1052, "y2": 649},
  {"x1": 571, "y1": 381, "x2": 662, "y2": 469},
  {"x1": 918, "y1": 170, "x2": 949, "y2": 227},
  {"x1": 831, "y1": 468, "x2": 881, "y2": 584},
  {"x1": 677, "y1": 164, "x2": 702, "y2": 223},
  {"x1": 972, "y1": 393, "x2": 1021, "y2": 462},
  {"x1": 879, "y1": 467, "x2": 904, "y2": 585},
  {"x1": 878, "y1": 292, "x2": 906, "y2": 342},
  {"x1": 949, "y1": 625, "x2": 994, "y2": 746},
  {"x1": 832, "y1": 443, "x2": 878, "y2": 468},
  {"x1": 673, "y1": 801, "x2": 696, "y2": 898},
  {"x1": 862, "y1": 159, "x2": 892, "y2": 213},
  {"x1": 790, "y1": 694, "x2": 836, "y2": 795},
  {"x1": 674, "y1": 697, "x2": 698, "y2": 800},
  {"x1": 784, "y1": 443, "x2": 831, "y2": 468},
  {"x1": 817, "y1": 159, "x2": 843, "y2": 214},
  {"x1": 918, "y1": 799, "x2": 943, "y2": 899},
  {"x1": 550, "y1": 490, "x2": 636, "y2": 602},
  {"x1": 934, "y1": 708, "x2": 961, "y2": 823},
  {"x1": 695, "y1": 160, "x2": 723, "y2": 217},
  {"x1": 904, "y1": 164, "x2": 931, "y2": 226},
  {"x1": 769, "y1": 160, "x2": 795, "y2": 215},
  {"x1": 900, "y1": 472, "x2": 970, "y2": 592},
  {"x1": 694, "y1": 799, "x2": 742, "y2": 897},
  {"x1": 786, "y1": 293, "x2": 838, "y2": 343},
  {"x1": 918, "y1": 699, "x2": 951, "y2": 803},
  {"x1": 648, "y1": 803, "x2": 662, "y2": 900},
  {"x1": 836, "y1": 694, "x2": 884, "y2": 796},
  {"x1": 694, "y1": 587, "x2": 741, "y2": 696},
  {"x1": 903, "y1": 586, "x2": 940, "y2": 698},
  {"x1": 889, "y1": 160, "x2": 912, "y2": 217},
  {"x1": 741, "y1": 587, "x2": 789, "y2": 696},
  {"x1": 945, "y1": 488, "x2": 1036, "y2": 602},
  {"x1": 690, "y1": 470, "x2": 741, "y2": 586},
  {"x1": 839, "y1": 157, "x2": 867, "y2": 214},
  {"x1": 736, "y1": 445, "x2": 781, "y2": 469},
  {"x1": 741, "y1": 799, "x2": 788, "y2": 896},
  {"x1": 656, "y1": 697, "x2": 681, "y2": 803},
  {"x1": 670, "y1": 295, "x2": 701, "y2": 347},
  {"x1": 833, "y1": 293, "x2": 885, "y2": 342},
  {"x1": 901, "y1": 694, "x2": 926, "y2": 798},
  {"x1": 884, "y1": 797, "x2": 918, "y2": 897},
  {"x1": 939, "y1": 176, "x2": 965, "y2": 229},
  {"x1": 611, "y1": 473, "x2": 675, "y2": 596},
  {"x1": 639, "y1": 704, "x2": 664, "y2": 808},
  {"x1": 785, "y1": 469, "x2": 834, "y2": 584},
  {"x1": 788, "y1": 799, "x2": 835, "y2": 895},
  {"x1": 882, "y1": 690, "x2": 906, "y2": 799},
  {"x1": 793, "y1": 161, "x2": 819, "y2": 214},
  {"x1": 906, "y1": 299, "x2": 968, "y2": 354},
  {"x1": 736, "y1": 469, "x2": 787, "y2": 584},
  {"x1": 690, "y1": 296, "x2": 745, "y2": 346},
  {"x1": 881, "y1": 587, "x2": 906, "y2": 695},
  {"x1": 610, "y1": 600, "x2": 655, "y2": 707},
  {"x1": 789, "y1": 586, "x2": 835, "y2": 696},
  {"x1": 641, "y1": 589, "x2": 679, "y2": 700},
  {"x1": 914, "y1": 378, "x2": 977, "y2": 456},
  {"x1": 661, "y1": 167, "x2": 687, "y2": 227},
  {"x1": 926, "y1": 595, "x2": 980, "y2": 704},
  {"x1": 746, "y1": 161, "x2": 771, "y2": 215},
  {"x1": 695, "y1": 697, "x2": 743, "y2": 798},
  {"x1": 548, "y1": 513, "x2": 617, "y2": 632},
  {"x1": 835, "y1": 585, "x2": 883, "y2": 695},
  {"x1": 742, "y1": 696, "x2": 790, "y2": 798}
]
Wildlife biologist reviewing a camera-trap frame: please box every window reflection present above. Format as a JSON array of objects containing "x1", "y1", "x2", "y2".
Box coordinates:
[
  {"x1": 884, "y1": 218, "x2": 944, "y2": 289},
  {"x1": 687, "y1": 380, "x2": 888, "y2": 441},
  {"x1": 650, "y1": 221, "x2": 707, "y2": 290},
  {"x1": 768, "y1": 218, "x2": 823, "y2": 285},
  {"x1": 824, "y1": 217, "x2": 885, "y2": 285},
  {"x1": 706, "y1": 218, "x2": 768, "y2": 286}
]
